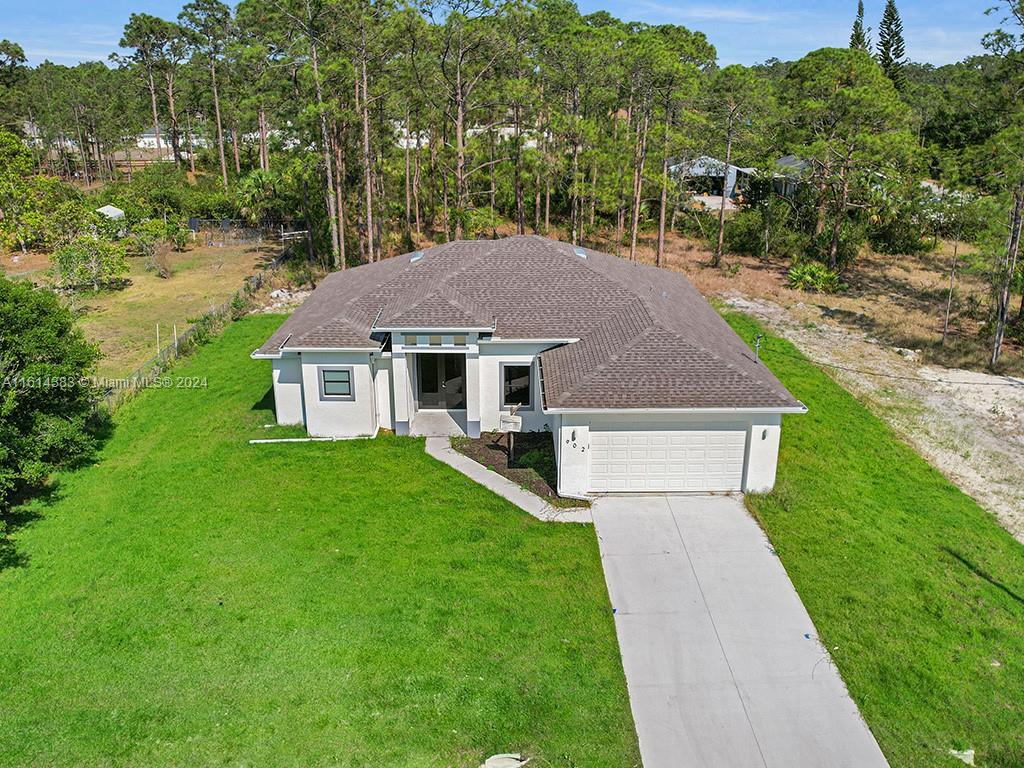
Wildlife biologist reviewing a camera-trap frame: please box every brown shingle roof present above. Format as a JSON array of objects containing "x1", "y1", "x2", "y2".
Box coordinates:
[{"x1": 256, "y1": 236, "x2": 802, "y2": 411}]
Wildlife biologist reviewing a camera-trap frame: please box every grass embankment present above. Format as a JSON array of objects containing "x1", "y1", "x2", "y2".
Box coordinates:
[
  {"x1": 726, "y1": 312, "x2": 1024, "y2": 768},
  {"x1": 0, "y1": 315, "x2": 639, "y2": 767}
]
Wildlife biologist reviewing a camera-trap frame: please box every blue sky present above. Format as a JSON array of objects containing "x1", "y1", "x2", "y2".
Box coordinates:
[{"x1": 1, "y1": 0, "x2": 995, "y2": 67}]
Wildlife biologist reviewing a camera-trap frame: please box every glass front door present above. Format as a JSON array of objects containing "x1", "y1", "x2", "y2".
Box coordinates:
[{"x1": 417, "y1": 354, "x2": 466, "y2": 410}]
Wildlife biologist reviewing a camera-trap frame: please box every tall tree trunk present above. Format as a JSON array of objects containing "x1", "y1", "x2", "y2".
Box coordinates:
[
  {"x1": 489, "y1": 132, "x2": 498, "y2": 238},
  {"x1": 147, "y1": 69, "x2": 162, "y2": 160},
  {"x1": 210, "y1": 61, "x2": 228, "y2": 188},
  {"x1": 570, "y1": 139, "x2": 580, "y2": 245},
  {"x1": 413, "y1": 128, "x2": 422, "y2": 235},
  {"x1": 334, "y1": 126, "x2": 347, "y2": 269},
  {"x1": 991, "y1": 184, "x2": 1024, "y2": 367},
  {"x1": 628, "y1": 109, "x2": 650, "y2": 262},
  {"x1": 589, "y1": 157, "x2": 597, "y2": 229},
  {"x1": 231, "y1": 120, "x2": 241, "y2": 175},
  {"x1": 185, "y1": 110, "x2": 197, "y2": 175},
  {"x1": 258, "y1": 105, "x2": 269, "y2": 171},
  {"x1": 534, "y1": 171, "x2": 541, "y2": 234},
  {"x1": 813, "y1": 159, "x2": 831, "y2": 239},
  {"x1": 656, "y1": 117, "x2": 670, "y2": 267},
  {"x1": 309, "y1": 37, "x2": 341, "y2": 267},
  {"x1": 942, "y1": 237, "x2": 961, "y2": 344},
  {"x1": 713, "y1": 121, "x2": 733, "y2": 268},
  {"x1": 454, "y1": 65, "x2": 466, "y2": 240},
  {"x1": 73, "y1": 107, "x2": 90, "y2": 186},
  {"x1": 360, "y1": 54, "x2": 376, "y2": 260},
  {"x1": 404, "y1": 108, "x2": 412, "y2": 234},
  {"x1": 165, "y1": 71, "x2": 181, "y2": 166},
  {"x1": 544, "y1": 178, "x2": 550, "y2": 233},
  {"x1": 827, "y1": 163, "x2": 851, "y2": 271},
  {"x1": 514, "y1": 104, "x2": 525, "y2": 235}
]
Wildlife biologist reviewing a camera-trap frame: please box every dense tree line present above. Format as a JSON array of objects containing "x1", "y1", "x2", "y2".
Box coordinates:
[{"x1": 1, "y1": 0, "x2": 1023, "y2": 362}]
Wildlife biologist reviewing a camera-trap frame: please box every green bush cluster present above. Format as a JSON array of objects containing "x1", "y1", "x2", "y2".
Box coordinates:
[{"x1": 787, "y1": 261, "x2": 847, "y2": 293}]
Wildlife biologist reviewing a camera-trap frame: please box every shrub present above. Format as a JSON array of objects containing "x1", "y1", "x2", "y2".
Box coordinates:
[
  {"x1": 0, "y1": 276, "x2": 102, "y2": 512},
  {"x1": 787, "y1": 261, "x2": 847, "y2": 293},
  {"x1": 810, "y1": 219, "x2": 866, "y2": 270},
  {"x1": 723, "y1": 202, "x2": 809, "y2": 261},
  {"x1": 51, "y1": 236, "x2": 129, "y2": 292}
]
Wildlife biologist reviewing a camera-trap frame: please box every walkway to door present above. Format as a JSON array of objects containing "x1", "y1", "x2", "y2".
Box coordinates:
[{"x1": 593, "y1": 495, "x2": 888, "y2": 768}]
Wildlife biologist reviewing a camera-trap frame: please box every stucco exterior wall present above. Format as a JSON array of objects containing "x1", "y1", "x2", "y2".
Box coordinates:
[
  {"x1": 373, "y1": 356, "x2": 395, "y2": 431},
  {"x1": 299, "y1": 351, "x2": 377, "y2": 438},
  {"x1": 555, "y1": 411, "x2": 786, "y2": 496},
  {"x1": 478, "y1": 341, "x2": 556, "y2": 433},
  {"x1": 272, "y1": 355, "x2": 304, "y2": 426},
  {"x1": 744, "y1": 413, "x2": 782, "y2": 492}
]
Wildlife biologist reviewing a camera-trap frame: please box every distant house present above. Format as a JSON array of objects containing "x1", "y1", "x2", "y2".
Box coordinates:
[
  {"x1": 669, "y1": 155, "x2": 756, "y2": 200},
  {"x1": 96, "y1": 205, "x2": 125, "y2": 220},
  {"x1": 773, "y1": 154, "x2": 812, "y2": 198}
]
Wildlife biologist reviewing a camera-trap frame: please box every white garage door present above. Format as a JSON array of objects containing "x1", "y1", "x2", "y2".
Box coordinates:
[{"x1": 589, "y1": 424, "x2": 747, "y2": 492}]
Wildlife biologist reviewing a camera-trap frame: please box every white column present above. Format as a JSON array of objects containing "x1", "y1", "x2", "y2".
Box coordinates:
[
  {"x1": 465, "y1": 350, "x2": 481, "y2": 437},
  {"x1": 392, "y1": 352, "x2": 411, "y2": 435}
]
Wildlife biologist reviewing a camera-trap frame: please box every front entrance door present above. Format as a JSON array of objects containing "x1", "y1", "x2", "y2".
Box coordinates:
[{"x1": 417, "y1": 354, "x2": 466, "y2": 410}]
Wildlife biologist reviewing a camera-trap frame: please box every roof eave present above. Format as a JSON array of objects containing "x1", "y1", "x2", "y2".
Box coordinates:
[
  {"x1": 373, "y1": 325, "x2": 495, "y2": 333},
  {"x1": 542, "y1": 403, "x2": 808, "y2": 415},
  {"x1": 282, "y1": 345, "x2": 380, "y2": 352}
]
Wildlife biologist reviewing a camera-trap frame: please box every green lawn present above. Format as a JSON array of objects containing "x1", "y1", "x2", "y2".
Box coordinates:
[
  {"x1": 725, "y1": 313, "x2": 1024, "y2": 768},
  {"x1": 0, "y1": 315, "x2": 640, "y2": 767}
]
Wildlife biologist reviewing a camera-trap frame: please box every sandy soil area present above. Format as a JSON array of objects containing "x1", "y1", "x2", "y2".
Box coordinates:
[{"x1": 724, "y1": 294, "x2": 1024, "y2": 542}]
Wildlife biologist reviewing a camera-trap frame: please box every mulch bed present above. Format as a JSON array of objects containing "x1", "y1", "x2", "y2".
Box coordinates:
[{"x1": 451, "y1": 431, "x2": 589, "y2": 509}]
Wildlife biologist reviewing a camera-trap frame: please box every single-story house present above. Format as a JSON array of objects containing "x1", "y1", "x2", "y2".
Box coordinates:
[
  {"x1": 253, "y1": 236, "x2": 805, "y2": 497},
  {"x1": 669, "y1": 155, "x2": 756, "y2": 200},
  {"x1": 774, "y1": 154, "x2": 812, "y2": 198},
  {"x1": 95, "y1": 204, "x2": 125, "y2": 220}
]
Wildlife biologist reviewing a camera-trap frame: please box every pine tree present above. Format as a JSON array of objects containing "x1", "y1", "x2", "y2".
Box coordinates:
[
  {"x1": 876, "y1": 0, "x2": 907, "y2": 90},
  {"x1": 849, "y1": 0, "x2": 871, "y2": 51}
]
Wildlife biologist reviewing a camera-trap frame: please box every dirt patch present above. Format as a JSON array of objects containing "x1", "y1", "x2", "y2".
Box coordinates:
[
  {"x1": 726, "y1": 294, "x2": 1024, "y2": 544},
  {"x1": 451, "y1": 431, "x2": 589, "y2": 509},
  {"x1": 0, "y1": 250, "x2": 51, "y2": 280}
]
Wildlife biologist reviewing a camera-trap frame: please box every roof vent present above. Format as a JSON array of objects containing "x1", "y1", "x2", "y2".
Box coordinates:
[
  {"x1": 573, "y1": 246, "x2": 587, "y2": 259},
  {"x1": 410, "y1": 250, "x2": 424, "y2": 263}
]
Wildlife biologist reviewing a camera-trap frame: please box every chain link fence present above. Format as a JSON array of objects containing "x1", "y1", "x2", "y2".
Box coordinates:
[{"x1": 187, "y1": 219, "x2": 308, "y2": 249}]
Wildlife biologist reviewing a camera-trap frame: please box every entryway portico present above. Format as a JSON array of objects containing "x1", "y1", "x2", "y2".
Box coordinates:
[{"x1": 389, "y1": 331, "x2": 483, "y2": 438}]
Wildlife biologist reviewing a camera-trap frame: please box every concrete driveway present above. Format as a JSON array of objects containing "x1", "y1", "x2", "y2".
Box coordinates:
[{"x1": 593, "y1": 495, "x2": 888, "y2": 768}]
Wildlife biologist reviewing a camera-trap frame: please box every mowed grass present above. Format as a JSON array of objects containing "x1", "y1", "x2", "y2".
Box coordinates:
[
  {"x1": 0, "y1": 315, "x2": 639, "y2": 767},
  {"x1": 725, "y1": 313, "x2": 1024, "y2": 768}
]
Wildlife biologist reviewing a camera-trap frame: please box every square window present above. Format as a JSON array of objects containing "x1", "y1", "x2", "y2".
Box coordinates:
[
  {"x1": 428, "y1": 335, "x2": 442, "y2": 346},
  {"x1": 453, "y1": 335, "x2": 467, "y2": 346},
  {"x1": 405, "y1": 334, "x2": 418, "y2": 346},
  {"x1": 502, "y1": 364, "x2": 532, "y2": 408},
  {"x1": 321, "y1": 369, "x2": 352, "y2": 398}
]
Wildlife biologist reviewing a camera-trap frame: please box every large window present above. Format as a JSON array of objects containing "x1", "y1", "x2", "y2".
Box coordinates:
[
  {"x1": 501, "y1": 364, "x2": 533, "y2": 409},
  {"x1": 320, "y1": 368, "x2": 354, "y2": 400}
]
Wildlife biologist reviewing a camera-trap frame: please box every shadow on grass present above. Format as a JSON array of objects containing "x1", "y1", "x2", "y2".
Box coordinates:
[
  {"x1": 0, "y1": 481, "x2": 65, "y2": 572},
  {"x1": 942, "y1": 547, "x2": 1024, "y2": 609},
  {"x1": 1, "y1": 409, "x2": 113, "y2": 574},
  {"x1": 251, "y1": 385, "x2": 276, "y2": 417}
]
